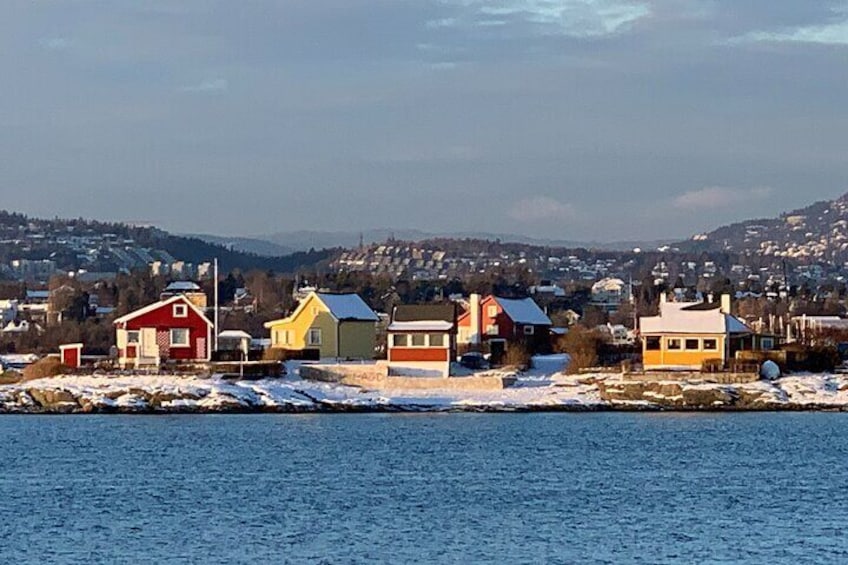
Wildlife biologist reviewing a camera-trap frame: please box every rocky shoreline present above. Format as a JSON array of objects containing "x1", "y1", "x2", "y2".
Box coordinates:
[{"x1": 3, "y1": 372, "x2": 848, "y2": 414}]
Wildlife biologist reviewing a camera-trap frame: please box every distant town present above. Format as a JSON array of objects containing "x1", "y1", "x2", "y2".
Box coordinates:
[{"x1": 2, "y1": 193, "x2": 848, "y2": 403}]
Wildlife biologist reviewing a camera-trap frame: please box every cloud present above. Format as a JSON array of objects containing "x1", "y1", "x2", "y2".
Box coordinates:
[
  {"x1": 509, "y1": 196, "x2": 577, "y2": 222},
  {"x1": 433, "y1": 0, "x2": 651, "y2": 38},
  {"x1": 39, "y1": 37, "x2": 71, "y2": 51},
  {"x1": 734, "y1": 6, "x2": 848, "y2": 46},
  {"x1": 178, "y1": 78, "x2": 228, "y2": 93},
  {"x1": 673, "y1": 186, "x2": 773, "y2": 210}
]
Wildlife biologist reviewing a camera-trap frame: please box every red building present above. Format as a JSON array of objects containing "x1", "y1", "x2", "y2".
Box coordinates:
[
  {"x1": 114, "y1": 295, "x2": 213, "y2": 368},
  {"x1": 387, "y1": 304, "x2": 457, "y2": 377},
  {"x1": 457, "y1": 295, "x2": 553, "y2": 359}
]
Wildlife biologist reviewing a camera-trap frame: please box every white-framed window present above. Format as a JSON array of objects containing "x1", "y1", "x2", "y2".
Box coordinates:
[
  {"x1": 307, "y1": 328, "x2": 322, "y2": 346},
  {"x1": 703, "y1": 339, "x2": 718, "y2": 351},
  {"x1": 411, "y1": 334, "x2": 426, "y2": 347},
  {"x1": 173, "y1": 303, "x2": 188, "y2": 318},
  {"x1": 127, "y1": 330, "x2": 140, "y2": 344},
  {"x1": 523, "y1": 325, "x2": 535, "y2": 335},
  {"x1": 283, "y1": 330, "x2": 292, "y2": 345},
  {"x1": 392, "y1": 334, "x2": 408, "y2": 347},
  {"x1": 667, "y1": 338, "x2": 681, "y2": 350},
  {"x1": 487, "y1": 305, "x2": 498, "y2": 318},
  {"x1": 486, "y1": 324, "x2": 499, "y2": 335},
  {"x1": 429, "y1": 333, "x2": 445, "y2": 347},
  {"x1": 170, "y1": 328, "x2": 190, "y2": 347},
  {"x1": 685, "y1": 338, "x2": 700, "y2": 351}
]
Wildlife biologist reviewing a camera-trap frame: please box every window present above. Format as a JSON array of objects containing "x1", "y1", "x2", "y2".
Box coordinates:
[
  {"x1": 703, "y1": 339, "x2": 718, "y2": 351},
  {"x1": 667, "y1": 338, "x2": 681, "y2": 350},
  {"x1": 173, "y1": 304, "x2": 188, "y2": 318},
  {"x1": 170, "y1": 328, "x2": 189, "y2": 347},
  {"x1": 392, "y1": 334, "x2": 408, "y2": 347},
  {"x1": 486, "y1": 324, "x2": 499, "y2": 335},
  {"x1": 411, "y1": 334, "x2": 426, "y2": 347},
  {"x1": 645, "y1": 336, "x2": 660, "y2": 350},
  {"x1": 429, "y1": 334, "x2": 445, "y2": 347},
  {"x1": 307, "y1": 328, "x2": 322, "y2": 346},
  {"x1": 685, "y1": 339, "x2": 700, "y2": 351},
  {"x1": 284, "y1": 330, "x2": 292, "y2": 345},
  {"x1": 127, "y1": 331, "x2": 140, "y2": 344},
  {"x1": 487, "y1": 305, "x2": 498, "y2": 318},
  {"x1": 523, "y1": 325, "x2": 535, "y2": 335},
  {"x1": 761, "y1": 337, "x2": 774, "y2": 350}
]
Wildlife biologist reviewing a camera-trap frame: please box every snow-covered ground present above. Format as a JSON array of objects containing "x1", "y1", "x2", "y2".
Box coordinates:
[{"x1": 2, "y1": 354, "x2": 848, "y2": 413}]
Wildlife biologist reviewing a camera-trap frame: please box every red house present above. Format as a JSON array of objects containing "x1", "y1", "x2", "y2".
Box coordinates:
[
  {"x1": 114, "y1": 295, "x2": 213, "y2": 368},
  {"x1": 387, "y1": 304, "x2": 457, "y2": 377},
  {"x1": 457, "y1": 294, "x2": 552, "y2": 359}
]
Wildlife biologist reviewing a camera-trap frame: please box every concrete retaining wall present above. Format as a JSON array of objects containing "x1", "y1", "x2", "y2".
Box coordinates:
[{"x1": 300, "y1": 363, "x2": 514, "y2": 390}]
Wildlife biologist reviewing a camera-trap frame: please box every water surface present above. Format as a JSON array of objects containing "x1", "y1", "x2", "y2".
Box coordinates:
[{"x1": 2, "y1": 413, "x2": 848, "y2": 563}]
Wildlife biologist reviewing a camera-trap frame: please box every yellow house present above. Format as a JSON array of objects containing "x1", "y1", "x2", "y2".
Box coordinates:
[
  {"x1": 640, "y1": 295, "x2": 752, "y2": 370},
  {"x1": 264, "y1": 292, "x2": 378, "y2": 359}
]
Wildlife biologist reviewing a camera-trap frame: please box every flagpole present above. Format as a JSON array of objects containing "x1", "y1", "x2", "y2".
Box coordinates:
[{"x1": 213, "y1": 257, "x2": 219, "y2": 353}]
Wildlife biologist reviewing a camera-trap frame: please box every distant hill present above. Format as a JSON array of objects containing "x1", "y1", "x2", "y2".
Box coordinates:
[
  {"x1": 251, "y1": 228, "x2": 665, "y2": 253},
  {"x1": 184, "y1": 234, "x2": 294, "y2": 257},
  {"x1": 674, "y1": 192, "x2": 848, "y2": 262},
  {"x1": 0, "y1": 211, "x2": 334, "y2": 276}
]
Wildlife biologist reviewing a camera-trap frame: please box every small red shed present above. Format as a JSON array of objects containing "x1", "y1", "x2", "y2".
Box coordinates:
[{"x1": 59, "y1": 343, "x2": 83, "y2": 369}]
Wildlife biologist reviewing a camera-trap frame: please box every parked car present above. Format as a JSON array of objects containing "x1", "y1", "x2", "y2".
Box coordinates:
[{"x1": 459, "y1": 352, "x2": 487, "y2": 370}]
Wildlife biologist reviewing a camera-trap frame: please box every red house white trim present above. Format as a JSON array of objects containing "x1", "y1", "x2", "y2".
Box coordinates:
[
  {"x1": 387, "y1": 320, "x2": 454, "y2": 377},
  {"x1": 114, "y1": 295, "x2": 213, "y2": 368}
]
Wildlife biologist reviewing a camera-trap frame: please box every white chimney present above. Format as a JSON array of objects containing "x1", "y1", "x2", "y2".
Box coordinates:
[
  {"x1": 720, "y1": 293, "x2": 731, "y2": 315},
  {"x1": 469, "y1": 293, "x2": 481, "y2": 346}
]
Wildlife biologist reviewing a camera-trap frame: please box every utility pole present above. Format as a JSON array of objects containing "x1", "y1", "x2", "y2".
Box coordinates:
[{"x1": 213, "y1": 257, "x2": 219, "y2": 353}]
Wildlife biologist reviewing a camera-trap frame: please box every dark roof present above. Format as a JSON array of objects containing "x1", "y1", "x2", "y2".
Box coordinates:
[
  {"x1": 681, "y1": 301, "x2": 721, "y2": 311},
  {"x1": 392, "y1": 304, "x2": 457, "y2": 324}
]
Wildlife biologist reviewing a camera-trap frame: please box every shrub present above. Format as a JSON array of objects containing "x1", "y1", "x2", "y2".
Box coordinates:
[
  {"x1": 556, "y1": 326, "x2": 603, "y2": 374},
  {"x1": 22, "y1": 357, "x2": 65, "y2": 381},
  {"x1": 262, "y1": 348, "x2": 288, "y2": 362},
  {"x1": 503, "y1": 344, "x2": 531, "y2": 370}
]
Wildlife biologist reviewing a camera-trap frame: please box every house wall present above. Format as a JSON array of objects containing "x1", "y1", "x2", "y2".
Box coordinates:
[
  {"x1": 116, "y1": 298, "x2": 210, "y2": 364},
  {"x1": 642, "y1": 333, "x2": 726, "y2": 369},
  {"x1": 338, "y1": 321, "x2": 376, "y2": 359},
  {"x1": 268, "y1": 294, "x2": 336, "y2": 356}
]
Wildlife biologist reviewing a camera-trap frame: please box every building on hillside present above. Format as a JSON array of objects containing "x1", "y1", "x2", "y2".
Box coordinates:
[
  {"x1": 590, "y1": 277, "x2": 629, "y2": 313},
  {"x1": 160, "y1": 281, "x2": 208, "y2": 310},
  {"x1": 457, "y1": 294, "x2": 553, "y2": 359},
  {"x1": 387, "y1": 304, "x2": 457, "y2": 377},
  {"x1": 264, "y1": 292, "x2": 378, "y2": 360},
  {"x1": 0, "y1": 299, "x2": 19, "y2": 324},
  {"x1": 639, "y1": 294, "x2": 768, "y2": 371},
  {"x1": 114, "y1": 295, "x2": 213, "y2": 368}
]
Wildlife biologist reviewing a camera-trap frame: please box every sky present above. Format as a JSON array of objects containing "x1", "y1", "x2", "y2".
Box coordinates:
[{"x1": 1, "y1": 1, "x2": 847, "y2": 243}]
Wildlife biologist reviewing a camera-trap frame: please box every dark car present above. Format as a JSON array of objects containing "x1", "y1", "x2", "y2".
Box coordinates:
[{"x1": 459, "y1": 352, "x2": 487, "y2": 370}]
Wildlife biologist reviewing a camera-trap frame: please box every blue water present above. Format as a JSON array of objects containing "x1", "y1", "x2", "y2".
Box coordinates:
[{"x1": 2, "y1": 414, "x2": 848, "y2": 564}]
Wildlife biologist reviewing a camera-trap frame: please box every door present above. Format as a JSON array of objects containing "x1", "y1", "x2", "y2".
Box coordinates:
[{"x1": 140, "y1": 328, "x2": 159, "y2": 365}]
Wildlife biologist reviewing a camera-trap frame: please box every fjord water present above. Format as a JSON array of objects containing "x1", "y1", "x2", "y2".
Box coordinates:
[{"x1": 2, "y1": 414, "x2": 848, "y2": 564}]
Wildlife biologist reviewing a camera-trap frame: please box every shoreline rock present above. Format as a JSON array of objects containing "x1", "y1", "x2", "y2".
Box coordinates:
[{"x1": 3, "y1": 373, "x2": 848, "y2": 414}]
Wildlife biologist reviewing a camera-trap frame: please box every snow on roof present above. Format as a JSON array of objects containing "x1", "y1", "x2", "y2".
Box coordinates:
[
  {"x1": 218, "y1": 330, "x2": 252, "y2": 339},
  {"x1": 640, "y1": 301, "x2": 751, "y2": 335},
  {"x1": 113, "y1": 295, "x2": 212, "y2": 326},
  {"x1": 388, "y1": 321, "x2": 453, "y2": 332},
  {"x1": 165, "y1": 281, "x2": 201, "y2": 292},
  {"x1": 316, "y1": 292, "x2": 379, "y2": 321},
  {"x1": 591, "y1": 278, "x2": 626, "y2": 294},
  {"x1": 493, "y1": 297, "x2": 551, "y2": 325}
]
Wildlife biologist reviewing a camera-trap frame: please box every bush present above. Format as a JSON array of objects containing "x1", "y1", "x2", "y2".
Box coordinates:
[
  {"x1": 556, "y1": 326, "x2": 603, "y2": 374},
  {"x1": 262, "y1": 348, "x2": 288, "y2": 362},
  {"x1": 22, "y1": 357, "x2": 65, "y2": 381},
  {"x1": 503, "y1": 344, "x2": 531, "y2": 370}
]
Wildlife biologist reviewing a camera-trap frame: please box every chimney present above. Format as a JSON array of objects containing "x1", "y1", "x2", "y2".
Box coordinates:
[
  {"x1": 720, "y1": 293, "x2": 731, "y2": 314},
  {"x1": 469, "y1": 293, "x2": 481, "y2": 346}
]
